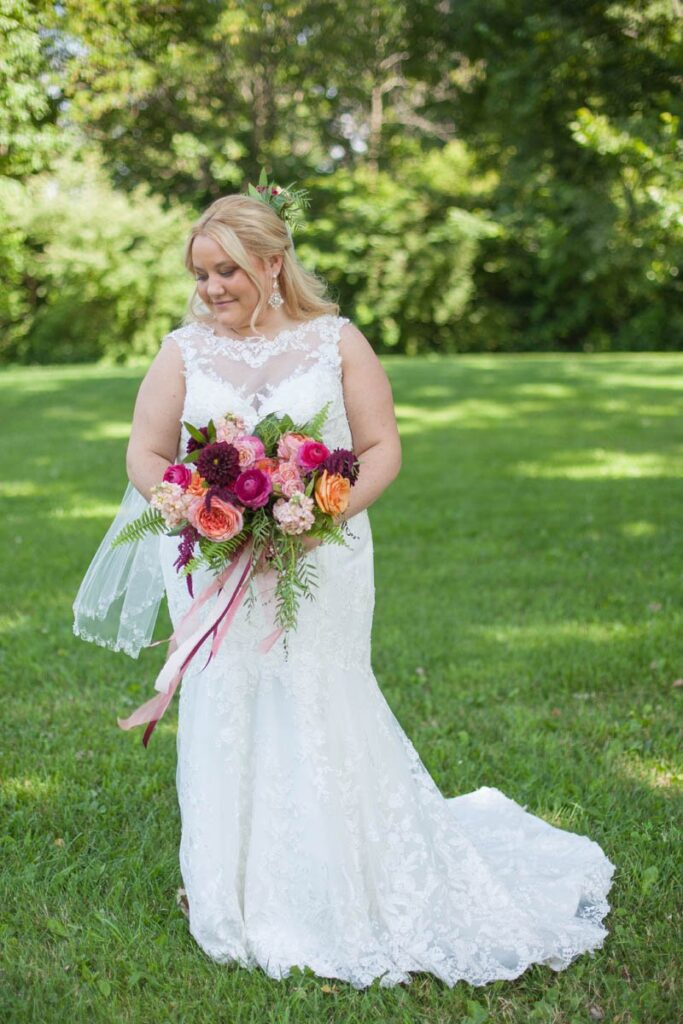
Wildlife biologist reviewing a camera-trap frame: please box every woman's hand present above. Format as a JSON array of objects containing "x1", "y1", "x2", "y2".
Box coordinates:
[
  {"x1": 299, "y1": 533, "x2": 323, "y2": 555},
  {"x1": 252, "y1": 535, "x2": 322, "y2": 576}
]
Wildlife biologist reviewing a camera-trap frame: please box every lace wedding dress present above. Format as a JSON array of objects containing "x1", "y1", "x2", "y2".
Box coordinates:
[{"x1": 157, "y1": 312, "x2": 614, "y2": 990}]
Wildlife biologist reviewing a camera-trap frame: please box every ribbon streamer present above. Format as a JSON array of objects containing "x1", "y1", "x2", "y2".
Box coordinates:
[{"x1": 117, "y1": 539, "x2": 283, "y2": 747}]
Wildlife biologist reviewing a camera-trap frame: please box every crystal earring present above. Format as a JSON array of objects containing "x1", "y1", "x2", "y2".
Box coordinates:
[{"x1": 268, "y1": 273, "x2": 284, "y2": 309}]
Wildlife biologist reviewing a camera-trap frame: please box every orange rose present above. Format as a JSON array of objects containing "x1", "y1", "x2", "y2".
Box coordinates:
[
  {"x1": 186, "y1": 471, "x2": 207, "y2": 496},
  {"x1": 314, "y1": 471, "x2": 350, "y2": 517},
  {"x1": 187, "y1": 496, "x2": 243, "y2": 541}
]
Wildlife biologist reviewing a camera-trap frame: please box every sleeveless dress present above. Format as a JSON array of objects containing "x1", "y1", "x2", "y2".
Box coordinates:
[{"x1": 157, "y1": 313, "x2": 614, "y2": 990}]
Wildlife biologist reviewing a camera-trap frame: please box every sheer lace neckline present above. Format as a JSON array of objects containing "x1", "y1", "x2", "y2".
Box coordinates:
[{"x1": 195, "y1": 313, "x2": 332, "y2": 351}]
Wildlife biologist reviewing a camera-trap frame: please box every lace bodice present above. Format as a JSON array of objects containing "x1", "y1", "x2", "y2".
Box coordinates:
[{"x1": 162, "y1": 313, "x2": 353, "y2": 457}]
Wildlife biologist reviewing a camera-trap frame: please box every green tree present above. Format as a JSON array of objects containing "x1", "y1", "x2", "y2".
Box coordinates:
[
  {"x1": 442, "y1": 0, "x2": 683, "y2": 349},
  {"x1": 0, "y1": 149, "x2": 192, "y2": 364},
  {"x1": 0, "y1": 0, "x2": 64, "y2": 178}
]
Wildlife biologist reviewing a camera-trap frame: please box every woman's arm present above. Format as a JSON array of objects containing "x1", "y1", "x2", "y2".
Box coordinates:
[
  {"x1": 334, "y1": 321, "x2": 402, "y2": 522},
  {"x1": 126, "y1": 339, "x2": 186, "y2": 502}
]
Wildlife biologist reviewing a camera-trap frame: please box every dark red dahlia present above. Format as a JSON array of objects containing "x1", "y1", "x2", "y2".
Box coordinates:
[
  {"x1": 196, "y1": 442, "x2": 240, "y2": 486},
  {"x1": 186, "y1": 426, "x2": 210, "y2": 454},
  {"x1": 322, "y1": 448, "x2": 360, "y2": 484}
]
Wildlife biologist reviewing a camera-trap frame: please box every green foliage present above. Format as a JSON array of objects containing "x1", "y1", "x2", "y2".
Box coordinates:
[
  {"x1": 252, "y1": 404, "x2": 331, "y2": 452},
  {"x1": 185, "y1": 530, "x2": 251, "y2": 576},
  {"x1": 298, "y1": 400, "x2": 331, "y2": 440},
  {"x1": 268, "y1": 535, "x2": 319, "y2": 636},
  {"x1": 444, "y1": 0, "x2": 683, "y2": 351},
  {"x1": 252, "y1": 413, "x2": 290, "y2": 453},
  {"x1": 249, "y1": 507, "x2": 271, "y2": 548},
  {"x1": 0, "y1": 149, "x2": 191, "y2": 364},
  {"x1": 183, "y1": 420, "x2": 210, "y2": 445},
  {"x1": 0, "y1": 0, "x2": 680, "y2": 360},
  {"x1": 246, "y1": 166, "x2": 312, "y2": 234},
  {"x1": 109, "y1": 507, "x2": 165, "y2": 547},
  {"x1": 0, "y1": 0, "x2": 64, "y2": 179},
  {"x1": 305, "y1": 156, "x2": 498, "y2": 355}
]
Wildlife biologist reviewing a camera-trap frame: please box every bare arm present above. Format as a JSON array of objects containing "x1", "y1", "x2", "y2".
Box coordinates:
[
  {"x1": 126, "y1": 338, "x2": 186, "y2": 502},
  {"x1": 335, "y1": 321, "x2": 402, "y2": 522}
]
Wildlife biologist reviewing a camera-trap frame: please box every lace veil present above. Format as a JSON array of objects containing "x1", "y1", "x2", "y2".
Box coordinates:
[{"x1": 72, "y1": 480, "x2": 166, "y2": 659}]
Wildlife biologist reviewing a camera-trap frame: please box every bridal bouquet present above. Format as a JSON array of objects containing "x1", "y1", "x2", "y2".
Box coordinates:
[
  {"x1": 112, "y1": 400, "x2": 360, "y2": 631},
  {"x1": 112, "y1": 402, "x2": 360, "y2": 746}
]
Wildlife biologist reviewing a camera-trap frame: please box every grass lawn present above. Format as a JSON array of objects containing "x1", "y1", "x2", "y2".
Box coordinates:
[{"x1": 1, "y1": 352, "x2": 681, "y2": 1023}]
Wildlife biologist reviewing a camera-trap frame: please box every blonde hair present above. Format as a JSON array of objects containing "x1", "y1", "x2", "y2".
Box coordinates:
[{"x1": 180, "y1": 194, "x2": 338, "y2": 333}]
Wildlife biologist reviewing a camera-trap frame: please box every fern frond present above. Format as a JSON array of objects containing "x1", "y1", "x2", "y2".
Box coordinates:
[
  {"x1": 250, "y1": 508, "x2": 272, "y2": 547},
  {"x1": 179, "y1": 554, "x2": 206, "y2": 576},
  {"x1": 110, "y1": 508, "x2": 166, "y2": 548},
  {"x1": 297, "y1": 400, "x2": 331, "y2": 440},
  {"x1": 253, "y1": 413, "x2": 284, "y2": 453}
]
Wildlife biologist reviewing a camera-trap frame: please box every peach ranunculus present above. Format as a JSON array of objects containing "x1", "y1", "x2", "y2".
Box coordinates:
[
  {"x1": 186, "y1": 470, "x2": 207, "y2": 496},
  {"x1": 277, "y1": 431, "x2": 309, "y2": 461},
  {"x1": 186, "y1": 495, "x2": 243, "y2": 541},
  {"x1": 272, "y1": 459, "x2": 305, "y2": 497},
  {"x1": 253, "y1": 456, "x2": 279, "y2": 477},
  {"x1": 314, "y1": 470, "x2": 350, "y2": 517},
  {"x1": 233, "y1": 434, "x2": 266, "y2": 469}
]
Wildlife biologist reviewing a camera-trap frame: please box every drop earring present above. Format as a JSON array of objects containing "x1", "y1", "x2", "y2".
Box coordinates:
[{"x1": 268, "y1": 273, "x2": 284, "y2": 309}]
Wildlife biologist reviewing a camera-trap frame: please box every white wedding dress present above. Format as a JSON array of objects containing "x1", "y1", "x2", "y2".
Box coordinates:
[{"x1": 157, "y1": 312, "x2": 614, "y2": 990}]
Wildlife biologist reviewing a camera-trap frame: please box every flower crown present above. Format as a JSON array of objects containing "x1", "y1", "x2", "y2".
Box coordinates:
[{"x1": 245, "y1": 167, "x2": 311, "y2": 236}]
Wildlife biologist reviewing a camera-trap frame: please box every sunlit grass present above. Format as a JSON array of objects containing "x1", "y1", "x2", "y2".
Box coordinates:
[
  {"x1": 1, "y1": 352, "x2": 681, "y2": 1024},
  {"x1": 513, "y1": 449, "x2": 682, "y2": 479}
]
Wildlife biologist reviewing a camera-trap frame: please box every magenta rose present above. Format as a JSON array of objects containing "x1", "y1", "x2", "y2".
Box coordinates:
[
  {"x1": 297, "y1": 440, "x2": 330, "y2": 471},
  {"x1": 163, "y1": 463, "x2": 192, "y2": 488},
  {"x1": 232, "y1": 468, "x2": 273, "y2": 508}
]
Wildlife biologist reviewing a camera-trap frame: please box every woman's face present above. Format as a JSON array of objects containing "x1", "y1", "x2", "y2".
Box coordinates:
[{"x1": 191, "y1": 233, "x2": 280, "y2": 333}]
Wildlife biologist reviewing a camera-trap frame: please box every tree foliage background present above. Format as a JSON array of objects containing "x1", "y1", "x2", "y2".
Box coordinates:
[{"x1": 1, "y1": 0, "x2": 681, "y2": 363}]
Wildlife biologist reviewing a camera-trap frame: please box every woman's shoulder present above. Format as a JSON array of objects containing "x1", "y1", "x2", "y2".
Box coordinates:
[
  {"x1": 158, "y1": 322, "x2": 217, "y2": 367},
  {"x1": 334, "y1": 315, "x2": 372, "y2": 353},
  {"x1": 314, "y1": 311, "x2": 366, "y2": 348},
  {"x1": 162, "y1": 321, "x2": 210, "y2": 346}
]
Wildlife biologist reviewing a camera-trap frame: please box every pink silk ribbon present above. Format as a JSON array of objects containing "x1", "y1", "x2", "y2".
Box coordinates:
[{"x1": 117, "y1": 538, "x2": 284, "y2": 747}]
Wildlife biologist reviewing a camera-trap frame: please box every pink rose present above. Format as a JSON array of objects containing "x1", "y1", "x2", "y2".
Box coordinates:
[
  {"x1": 163, "y1": 463, "x2": 192, "y2": 488},
  {"x1": 297, "y1": 440, "x2": 330, "y2": 471},
  {"x1": 277, "y1": 432, "x2": 308, "y2": 461},
  {"x1": 233, "y1": 468, "x2": 272, "y2": 509},
  {"x1": 186, "y1": 496, "x2": 243, "y2": 541},
  {"x1": 272, "y1": 460, "x2": 305, "y2": 497},
  {"x1": 233, "y1": 434, "x2": 266, "y2": 469}
]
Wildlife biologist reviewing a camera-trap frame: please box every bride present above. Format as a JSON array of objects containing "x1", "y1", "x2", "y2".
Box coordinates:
[{"x1": 73, "y1": 178, "x2": 614, "y2": 990}]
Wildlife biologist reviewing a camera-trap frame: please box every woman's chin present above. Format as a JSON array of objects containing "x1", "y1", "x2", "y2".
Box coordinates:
[{"x1": 213, "y1": 302, "x2": 236, "y2": 314}]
